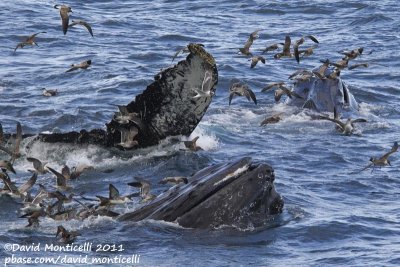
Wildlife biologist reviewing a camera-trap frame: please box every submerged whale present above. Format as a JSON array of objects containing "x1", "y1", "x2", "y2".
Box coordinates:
[
  {"x1": 287, "y1": 68, "x2": 359, "y2": 114},
  {"x1": 119, "y1": 157, "x2": 284, "y2": 229}
]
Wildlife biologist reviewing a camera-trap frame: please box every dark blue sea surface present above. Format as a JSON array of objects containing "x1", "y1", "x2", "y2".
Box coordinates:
[{"x1": 1, "y1": 0, "x2": 399, "y2": 266}]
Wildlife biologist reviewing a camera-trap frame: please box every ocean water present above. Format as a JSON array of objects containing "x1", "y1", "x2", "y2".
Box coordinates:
[{"x1": 1, "y1": 0, "x2": 399, "y2": 266}]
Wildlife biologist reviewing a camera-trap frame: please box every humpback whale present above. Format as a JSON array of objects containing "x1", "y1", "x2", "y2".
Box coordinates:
[
  {"x1": 1, "y1": 45, "x2": 284, "y2": 229},
  {"x1": 119, "y1": 157, "x2": 284, "y2": 229},
  {"x1": 286, "y1": 68, "x2": 359, "y2": 114},
  {"x1": 34, "y1": 43, "x2": 218, "y2": 149}
]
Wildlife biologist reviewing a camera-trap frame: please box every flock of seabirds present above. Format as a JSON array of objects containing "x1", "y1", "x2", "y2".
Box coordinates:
[{"x1": 1, "y1": 4, "x2": 398, "y2": 242}]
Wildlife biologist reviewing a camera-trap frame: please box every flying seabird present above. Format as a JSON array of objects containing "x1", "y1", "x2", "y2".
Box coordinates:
[
  {"x1": 96, "y1": 184, "x2": 132, "y2": 206},
  {"x1": 313, "y1": 59, "x2": 330, "y2": 79},
  {"x1": 192, "y1": 70, "x2": 214, "y2": 98},
  {"x1": 0, "y1": 122, "x2": 22, "y2": 163},
  {"x1": 68, "y1": 20, "x2": 93, "y2": 37},
  {"x1": 339, "y1": 47, "x2": 363, "y2": 60},
  {"x1": 261, "y1": 82, "x2": 302, "y2": 102},
  {"x1": 171, "y1": 43, "x2": 204, "y2": 62},
  {"x1": 27, "y1": 157, "x2": 48, "y2": 174},
  {"x1": 360, "y1": 142, "x2": 399, "y2": 172},
  {"x1": 47, "y1": 166, "x2": 71, "y2": 190},
  {"x1": 0, "y1": 160, "x2": 16, "y2": 174},
  {"x1": 20, "y1": 209, "x2": 46, "y2": 228},
  {"x1": 116, "y1": 127, "x2": 139, "y2": 149},
  {"x1": 238, "y1": 29, "x2": 262, "y2": 56},
  {"x1": 348, "y1": 62, "x2": 369, "y2": 70},
  {"x1": 293, "y1": 35, "x2": 319, "y2": 63},
  {"x1": 250, "y1": 56, "x2": 266, "y2": 68},
  {"x1": 56, "y1": 225, "x2": 80, "y2": 243},
  {"x1": 229, "y1": 82, "x2": 257, "y2": 105},
  {"x1": 182, "y1": 136, "x2": 203, "y2": 152},
  {"x1": 54, "y1": 4, "x2": 72, "y2": 35},
  {"x1": 329, "y1": 58, "x2": 349, "y2": 70},
  {"x1": 0, "y1": 172, "x2": 37, "y2": 199},
  {"x1": 318, "y1": 107, "x2": 367, "y2": 135},
  {"x1": 274, "y1": 35, "x2": 292, "y2": 59},
  {"x1": 261, "y1": 43, "x2": 283, "y2": 54},
  {"x1": 14, "y1": 32, "x2": 46, "y2": 53},
  {"x1": 61, "y1": 164, "x2": 93, "y2": 180},
  {"x1": 128, "y1": 177, "x2": 156, "y2": 203}
]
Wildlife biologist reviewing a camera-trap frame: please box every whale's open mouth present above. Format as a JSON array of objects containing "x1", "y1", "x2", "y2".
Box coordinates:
[{"x1": 118, "y1": 157, "x2": 284, "y2": 229}]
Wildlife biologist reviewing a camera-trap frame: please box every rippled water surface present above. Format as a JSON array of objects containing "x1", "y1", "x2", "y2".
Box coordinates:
[{"x1": 1, "y1": 0, "x2": 400, "y2": 266}]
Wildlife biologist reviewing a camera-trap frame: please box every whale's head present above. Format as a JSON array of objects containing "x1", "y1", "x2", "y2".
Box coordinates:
[{"x1": 118, "y1": 157, "x2": 284, "y2": 229}]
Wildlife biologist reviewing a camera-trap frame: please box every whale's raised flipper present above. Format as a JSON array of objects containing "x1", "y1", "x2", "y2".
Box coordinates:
[{"x1": 38, "y1": 44, "x2": 218, "y2": 149}]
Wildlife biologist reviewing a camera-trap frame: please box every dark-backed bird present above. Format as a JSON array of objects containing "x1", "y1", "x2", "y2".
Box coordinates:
[
  {"x1": 348, "y1": 62, "x2": 369, "y2": 70},
  {"x1": 14, "y1": 32, "x2": 46, "y2": 53},
  {"x1": 47, "y1": 166, "x2": 71, "y2": 190},
  {"x1": 183, "y1": 136, "x2": 203, "y2": 151},
  {"x1": 260, "y1": 113, "x2": 283, "y2": 126},
  {"x1": 172, "y1": 44, "x2": 204, "y2": 62},
  {"x1": 66, "y1": 59, "x2": 91, "y2": 72},
  {"x1": 0, "y1": 172, "x2": 37, "y2": 198},
  {"x1": 116, "y1": 127, "x2": 139, "y2": 149},
  {"x1": 238, "y1": 29, "x2": 262, "y2": 56},
  {"x1": 128, "y1": 177, "x2": 156, "y2": 203},
  {"x1": 293, "y1": 35, "x2": 319, "y2": 63},
  {"x1": 96, "y1": 184, "x2": 132, "y2": 206},
  {"x1": 313, "y1": 59, "x2": 330, "y2": 79},
  {"x1": 42, "y1": 89, "x2": 58, "y2": 97},
  {"x1": 262, "y1": 82, "x2": 302, "y2": 102},
  {"x1": 329, "y1": 58, "x2": 349, "y2": 70},
  {"x1": 274, "y1": 35, "x2": 292, "y2": 59},
  {"x1": 27, "y1": 157, "x2": 48, "y2": 174},
  {"x1": 113, "y1": 104, "x2": 141, "y2": 126},
  {"x1": 261, "y1": 43, "x2": 283, "y2": 54},
  {"x1": 21, "y1": 210, "x2": 46, "y2": 228},
  {"x1": 296, "y1": 45, "x2": 317, "y2": 60},
  {"x1": 68, "y1": 20, "x2": 93, "y2": 37},
  {"x1": 250, "y1": 56, "x2": 266, "y2": 68},
  {"x1": 318, "y1": 107, "x2": 367, "y2": 135},
  {"x1": 229, "y1": 82, "x2": 257, "y2": 105},
  {"x1": 62, "y1": 164, "x2": 93, "y2": 180},
  {"x1": 0, "y1": 122, "x2": 22, "y2": 163},
  {"x1": 339, "y1": 47, "x2": 363, "y2": 60},
  {"x1": 54, "y1": 4, "x2": 72, "y2": 35},
  {"x1": 56, "y1": 225, "x2": 80, "y2": 243},
  {"x1": 360, "y1": 142, "x2": 398, "y2": 172},
  {"x1": 0, "y1": 160, "x2": 16, "y2": 174}
]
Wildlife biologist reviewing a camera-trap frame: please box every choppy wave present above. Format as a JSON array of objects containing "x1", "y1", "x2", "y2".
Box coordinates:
[{"x1": 1, "y1": 0, "x2": 400, "y2": 266}]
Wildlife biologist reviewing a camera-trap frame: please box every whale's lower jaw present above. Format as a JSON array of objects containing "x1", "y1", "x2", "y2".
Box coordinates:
[{"x1": 118, "y1": 157, "x2": 284, "y2": 229}]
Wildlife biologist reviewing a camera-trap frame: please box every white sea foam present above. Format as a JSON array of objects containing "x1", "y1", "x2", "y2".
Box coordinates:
[{"x1": 185, "y1": 126, "x2": 220, "y2": 151}]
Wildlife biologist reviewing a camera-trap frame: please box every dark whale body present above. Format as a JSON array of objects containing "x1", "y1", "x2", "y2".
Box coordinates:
[
  {"x1": 35, "y1": 44, "x2": 218, "y2": 149},
  {"x1": 118, "y1": 157, "x2": 284, "y2": 229}
]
